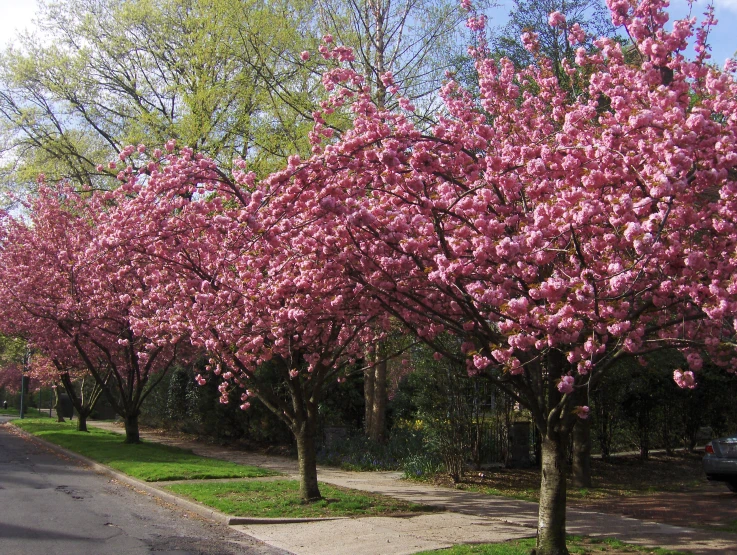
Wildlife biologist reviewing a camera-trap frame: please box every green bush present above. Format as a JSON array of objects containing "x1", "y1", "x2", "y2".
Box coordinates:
[{"x1": 318, "y1": 424, "x2": 427, "y2": 470}]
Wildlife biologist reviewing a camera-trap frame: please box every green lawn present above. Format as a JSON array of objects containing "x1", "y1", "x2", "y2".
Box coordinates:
[
  {"x1": 165, "y1": 480, "x2": 433, "y2": 518},
  {"x1": 1, "y1": 407, "x2": 51, "y2": 417},
  {"x1": 415, "y1": 536, "x2": 688, "y2": 555},
  {"x1": 12, "y1": 419, "x2": 277, "y2": 482}
]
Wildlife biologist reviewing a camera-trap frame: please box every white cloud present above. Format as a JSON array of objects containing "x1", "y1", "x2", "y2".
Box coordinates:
[{"x1": 714, "y1": 0, "x2": 737, "y2": 13}]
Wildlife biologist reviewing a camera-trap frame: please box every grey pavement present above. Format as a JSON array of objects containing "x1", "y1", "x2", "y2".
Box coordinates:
[
  {"x1": 45, "y1": 420, "x2": 737, "y2": 554},
  {"x1": 0, "y1": 420, "x2": 284, "y2": 555}
]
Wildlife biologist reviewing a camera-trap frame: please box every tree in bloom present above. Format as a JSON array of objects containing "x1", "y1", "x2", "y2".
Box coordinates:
[
  {"x1": 0, "y1": 362, "x2": 24, "y2": 395},
  {"x1": 0, "y1": 185, "x2": 183, "y2": 442},
  {"x1": 26, "y1": 353, "x2": 109, "y2": 431},
  {"x1": 239, "y1": 1, "x2": 737, "y2": 552},
  {"x1": 96, "y1": 146, "x2": 384, "y2": 500}
]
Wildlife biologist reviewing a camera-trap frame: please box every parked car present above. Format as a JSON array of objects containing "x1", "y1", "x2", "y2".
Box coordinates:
[{"x1": 703, "y1": 436, "x2": 737, "y2": 492}]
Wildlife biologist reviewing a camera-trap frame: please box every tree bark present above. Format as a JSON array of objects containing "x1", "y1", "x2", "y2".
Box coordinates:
[
  {"x1": 369, "y1": 357, "x2": 387, "y2": 443},
  {"x1": 571, "y1": 416, "x2": 592, "y2": 488},
  {"x1": 53, "y1": 387, "x2": 65, "y2": 423},
  {"x1": 123, "y1": 412, "x2": 140, "y2": 444},
  {"x1": 364, "y1": 362, "x2": 375, "y2": 436},
  {"x1": 295, "y1": 424, "x2": 321, "y2": 501},
  {"x1": 536, "y1": 434, "x2": 570, "y2": 555},
  {"x1": 638, "y1": 409, "x2": 650, "y2": 461},
  {"x1": 76, "y1": 409, "x2": 90, "y2": 432}
]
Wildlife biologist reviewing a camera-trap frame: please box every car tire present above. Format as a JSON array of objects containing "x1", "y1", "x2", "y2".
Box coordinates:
[{"x1": 727, "y1": 482, "x2": 737, "y2": 493}]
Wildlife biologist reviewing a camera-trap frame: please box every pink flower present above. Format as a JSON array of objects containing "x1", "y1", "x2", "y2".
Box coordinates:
[
  {"x1": 521, "y1": 31, "x2": 540, "y2": 53},
  {"x1": 574, "y1": 406, "x2": 590, "y2": 419},
  {"x1": 548, "y1": 11, "x2": 566, "y2": 28},
  {"x1": 567, "y1": 23, "x2": 586, "y2": 45},
  {"x1": 300, "y1": 51, "x2": 310, "y2": 61},
  {"x1": 673, "y1": 369, "x2": 697, "y2": 389},
  {"x1": 557, "y1": 375, "x2": 575, "y2": 394}
]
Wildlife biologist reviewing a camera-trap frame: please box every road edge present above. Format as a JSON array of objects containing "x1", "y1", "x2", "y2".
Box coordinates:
[{"x1": 6, "y1": 422, "x2": 346, "y2": 526}]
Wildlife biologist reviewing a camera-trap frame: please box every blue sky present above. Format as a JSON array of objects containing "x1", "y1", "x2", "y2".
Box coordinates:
[
  {"x1": 0, "y1": 0, "x2": 733, "y2": 67},
  {"x1": 484, "y1": 0, "x2": 736, "y2": 67},
  {"x1": 667, "y1": 0, "x2": 737, "y2": 66}
]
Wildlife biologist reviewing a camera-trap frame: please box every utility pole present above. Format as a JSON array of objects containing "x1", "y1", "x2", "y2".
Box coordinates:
[{"x1": 20, "y1": 346, "x2": 29, "y2": 419}]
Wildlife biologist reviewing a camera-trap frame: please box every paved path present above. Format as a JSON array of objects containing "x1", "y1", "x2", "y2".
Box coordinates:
[{"x1": 89, "y1": 421, "x2": 737, "y2": 555}]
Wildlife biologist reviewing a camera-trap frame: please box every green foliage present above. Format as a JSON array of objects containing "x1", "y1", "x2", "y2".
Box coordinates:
[
  {"x1": 0, "y1": 0, "x2": 322, "y2": 198},
  {"x1": 166, "y1": 367, "x2": 190, "y2": 421},
  {"x1": 165, "y1": 479, "x2": 431, "y2": 518},
  {"x1": 317, "y1": 369, "x2": 365, "y2": 429},
  {"x1": 406, "y1": 340, "x2": 478, "y2": 481},
  {"x1": 401, "y1": 452, "x2": 445, "y2": 479},
  {"x1": 317, "y1": 424, "x2": 428, "y2": 470},
  {"x1": 0, "y1": 335, "x2": 26, "y2": 366},
  {"x1": 140, "y1": 361, "x2": 293, "y2": 446},
  {"x1": 12, "y1": 419, "x2": 277, "y2": 481},
  {"x1": 591, "y1": 352, "x2": 737, "y2": 458},
  {"x1": 0, "y1": 406, "x2": 50, "y2": 417}
]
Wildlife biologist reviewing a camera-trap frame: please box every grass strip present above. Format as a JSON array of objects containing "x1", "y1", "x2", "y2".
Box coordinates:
[
  {"x1": 1, "y1": 407, "x2": 51, "y2": 417},
  {"x1": 415, "y1": 536, "x2": 688, "y2": 555},
  {"x1": 165, "y1": 479, "x2": 432, "y2": 518},
  {"x1": 12, "y1": 418, "x2": 277, "y2": 482}
]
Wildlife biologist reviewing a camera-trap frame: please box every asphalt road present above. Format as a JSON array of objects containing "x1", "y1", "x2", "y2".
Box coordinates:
[{"x1": 0, "y1": 417, "x2": 287, "y2": 555}]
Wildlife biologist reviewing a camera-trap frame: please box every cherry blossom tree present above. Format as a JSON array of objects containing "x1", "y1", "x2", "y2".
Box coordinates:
[
  {"x1": 0, "y1": 184, "x2": 183, "y2": 442},
  {"x1": 0, "y1": 362, "x2": 23, "y2": 394},
  {"x1": 27, "y1": 353, "x2": 108, "y2": 431},
  {"x1": 234, "y1": 1, "x2": 737, "y2": 551},
  {"x1": 96, "y1": 145, "x2": 384, "y2": 500}
]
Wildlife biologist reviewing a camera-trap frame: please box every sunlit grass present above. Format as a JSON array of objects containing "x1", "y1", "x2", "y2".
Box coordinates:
[
  {"x1": 12, "y1": 419, "x2": 277, "y2": 482},
  {"x1": 166, "y1": 479, "x2": 434, "y2": 518}
]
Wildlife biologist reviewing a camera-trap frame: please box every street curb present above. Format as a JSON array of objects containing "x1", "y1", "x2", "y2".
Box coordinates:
[{"x1": 7, "y1": 423, "x2": 345, "y2": 526}]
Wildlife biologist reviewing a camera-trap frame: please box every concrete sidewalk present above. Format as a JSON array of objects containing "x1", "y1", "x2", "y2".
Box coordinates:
[{"x1": 89, "y1": 421, "x2": 737, "y2": 555}]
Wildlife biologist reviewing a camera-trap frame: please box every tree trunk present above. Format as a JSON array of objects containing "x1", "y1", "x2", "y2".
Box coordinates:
[
  {"x1": 536, "y1": 435, "x2": 570, "y2": 555},
  {"x1": 123, "y1": 412, "x2": 140, "y2": 444},
  {"x1": 364, "y1": 362, "x2": 375, "y2": 436},
  {"x1": 77, "y1": 409, "x2": 90, "y2": 432},
  {"x1": 369, "y1": 357, "x2": 387, "y2": 443},
  {"x1": 638, "y1": 409, "x2": 650, "y2": 461},
  {"x1": 295, "y1": 424, "x2": 321, "y2": 501},
  {"x1": 571, "y1": 417, "x2": 592, "y2": 488},
  {"x1": 53, "y1": 387, "x2": 65, "y2": 423}
]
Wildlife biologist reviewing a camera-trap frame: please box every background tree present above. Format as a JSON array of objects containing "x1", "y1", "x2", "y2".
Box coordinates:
[
  {"x1": 27, "y1": 353, "x2": 109, "y2": 431},
  {"x1": 316, "y1": 0, "x2": 482, "y2": 118},
  {"x1": 493, "y1": 0, "x2": 615, "y2": 75},
  {"x1": 0, "y1": 184, "x2": 183, "y2": 442},
  {"x1": 0, "y1": 0, "x2": 321, "y2": 199}
]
